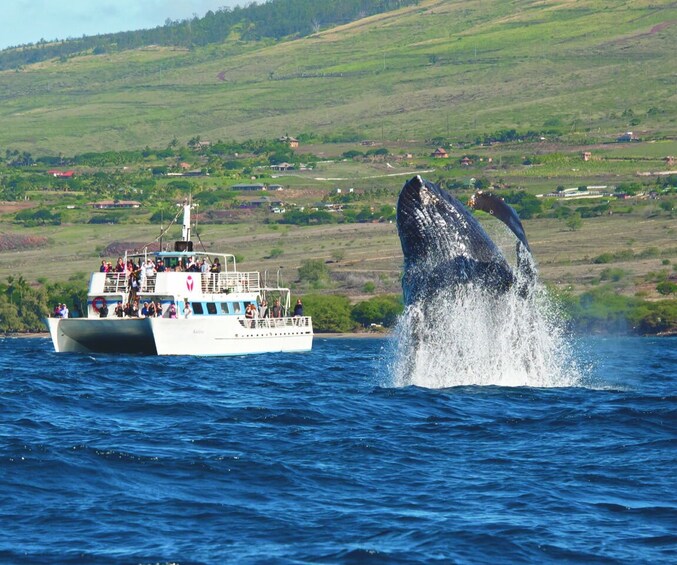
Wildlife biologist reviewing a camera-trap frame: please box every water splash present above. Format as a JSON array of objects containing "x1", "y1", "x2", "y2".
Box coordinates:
[{"x1": 388, "y1": 250, "x2": 582, "y2": 389}]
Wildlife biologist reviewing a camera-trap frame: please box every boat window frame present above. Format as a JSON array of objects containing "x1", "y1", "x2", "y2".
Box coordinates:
[{"x1": 192, "y1": 302, "x2": 204, "y2": 315}]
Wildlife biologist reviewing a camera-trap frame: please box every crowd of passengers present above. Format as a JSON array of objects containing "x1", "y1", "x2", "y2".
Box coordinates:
[
  {"x1": 109, "y1": 299, "x2": 170, "y2": 319},
  {"x1": 52, "y1": 297, "x2": 304, "y2": 321},
  {"x1": 49, "y1": 258, "x2": 306, "y2": 321},
  {"x1": 104, "y1": 297, "x2": 303, "y2": 321},
  {"x1": 99, "y1": 256, "x2": 223, "y2": 293}
]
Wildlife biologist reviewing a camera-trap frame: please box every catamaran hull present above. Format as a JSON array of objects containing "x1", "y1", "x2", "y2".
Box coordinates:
[{"x1": 46, "y1": 317, "x2": 313, "y2": 356}]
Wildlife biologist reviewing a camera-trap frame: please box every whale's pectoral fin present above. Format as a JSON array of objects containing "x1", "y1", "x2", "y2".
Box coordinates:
[
  {"x1": 468, "y1": 191, "x2": 531, "y2": 253},
  {"x1": 516, "y1": 241, "x2": 537, "y2": 297}
]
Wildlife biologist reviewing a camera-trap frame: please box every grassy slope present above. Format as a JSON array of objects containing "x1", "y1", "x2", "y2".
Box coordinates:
[{"x1": 0, "y1": 0, "x2": 675, "y2": 154}]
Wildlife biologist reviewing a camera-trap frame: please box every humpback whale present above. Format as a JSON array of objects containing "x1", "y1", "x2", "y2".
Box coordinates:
[
  {"x1": 392, "y1": 176, "x2": 580, "y2": 388},
  {"x1": 396, "y1": 175, "x2": 533, "y2": 305}
]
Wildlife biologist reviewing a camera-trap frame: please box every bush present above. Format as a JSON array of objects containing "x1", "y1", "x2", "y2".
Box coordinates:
[
  {"x1": 593, "y1": 253, "x2": 614, "y2": 264},
  {"x1": 656, "y1": 281, "x2": 677, "y2": 295},
  {"x1": 301, "y1": 294, "x2": 354, "y2": 333},
  {"x1": 297, "y1": 259, "x2": 329, "y2": 285},
  {"x1": 351, "y1": 295, "x2": 403, "y2": 328}
]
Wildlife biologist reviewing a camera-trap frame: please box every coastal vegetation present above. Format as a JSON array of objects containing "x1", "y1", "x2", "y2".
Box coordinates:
[{"x1": 0, "y1": 0, "x2": 676, "y2": 334}]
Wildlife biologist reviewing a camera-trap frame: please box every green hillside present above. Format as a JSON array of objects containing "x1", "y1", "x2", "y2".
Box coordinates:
[{"x1": 1, "y1": 0, "x2": 676, "y2": 155}]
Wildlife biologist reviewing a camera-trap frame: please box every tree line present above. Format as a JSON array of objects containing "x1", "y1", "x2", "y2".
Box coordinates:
[{"x1": 2, "y1": 275, "x2": 675, "y2": 336}]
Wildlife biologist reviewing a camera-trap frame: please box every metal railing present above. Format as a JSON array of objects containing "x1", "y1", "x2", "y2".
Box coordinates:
[
  {"x1": 238, "y1": 316, "x2": 311, "y2": 330},
  {"x1": 103, "y1": 272, "x2": 128, "y2": 293},
  {"x1": 202, "y1": 271, "x2": 261, "y2": 294}
]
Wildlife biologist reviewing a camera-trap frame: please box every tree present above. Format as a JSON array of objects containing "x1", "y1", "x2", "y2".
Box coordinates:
[
  {"x1": 297, "y1": 259, "x2": 329, "y2": 286},
  {"x1": 565, "y1": 213, "x2": 583, "y2": 231},
  {"x1": 301, "y1": 294, "x2": 354, "y2": 333},
  {"x1": 351, "y1": 295, "x2": 403, "y2": 328}
]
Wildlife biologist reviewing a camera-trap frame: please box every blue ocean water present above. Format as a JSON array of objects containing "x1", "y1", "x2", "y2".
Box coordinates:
[{"x1": 0, "y1": 335, "x2": 675, "y2": 564}]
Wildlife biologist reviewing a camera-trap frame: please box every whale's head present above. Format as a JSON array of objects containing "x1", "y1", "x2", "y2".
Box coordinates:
[{"x1": 396, "y1": 176, "x2": 514, "y2": 304}]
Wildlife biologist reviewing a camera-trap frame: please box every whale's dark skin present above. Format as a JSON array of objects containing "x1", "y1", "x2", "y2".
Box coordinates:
[{"x1": 396, "y1": 175, "x2": 532, "y2": 305}]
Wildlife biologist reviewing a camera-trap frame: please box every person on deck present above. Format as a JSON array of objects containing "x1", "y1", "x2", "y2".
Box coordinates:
[{"x1": 271, "y1": 299, "x2": 282, "y2": 318}]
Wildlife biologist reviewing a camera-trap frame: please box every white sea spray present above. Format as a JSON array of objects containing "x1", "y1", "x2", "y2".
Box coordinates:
[{"x1": 388, "y1": 223, "x2": 582, "y2": 389}]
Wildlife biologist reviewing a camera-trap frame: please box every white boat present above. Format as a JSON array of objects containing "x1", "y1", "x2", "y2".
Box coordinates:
[{"x1": 46, "y1": 201, "x2": 313, "y2": 355}]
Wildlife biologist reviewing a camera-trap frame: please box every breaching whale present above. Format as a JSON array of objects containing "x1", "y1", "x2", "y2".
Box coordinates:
[
  {"x1": 396, "y1": 175, "x2": 533, "y2": 305},
  {"x1": 392, "y1": 176, "x2": 580, "y2": 388}
]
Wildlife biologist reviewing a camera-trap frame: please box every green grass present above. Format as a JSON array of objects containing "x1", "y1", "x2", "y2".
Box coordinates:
[{"x1": 1, "y1": 0, "x2": 676, "y2": 154}]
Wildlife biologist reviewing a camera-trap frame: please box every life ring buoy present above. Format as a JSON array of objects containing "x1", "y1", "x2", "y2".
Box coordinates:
[{"x1": 92, "y1": 296, "x2": 107, "y2": 313}]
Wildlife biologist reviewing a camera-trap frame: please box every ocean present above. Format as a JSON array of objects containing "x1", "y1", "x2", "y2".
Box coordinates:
[{"x1": 0, "y1": 335, "x2": 675, "y2": 564}]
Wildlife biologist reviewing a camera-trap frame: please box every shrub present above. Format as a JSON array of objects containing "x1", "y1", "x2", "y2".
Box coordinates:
[
  {"x1": 351, "y1": 295, "x2": 403, "y2": 328},
  {"x1": 593, "y1": 253, "x2": 614, "y2": 264},
  {"x1": 362, "y1": 282, "x2": 376, "y2": 293},
  {"x1": 656, "y1": 281, "x2": 677, "y2": 295},
  {"x1": 301, "y1": 294, "x2": 354, "y2": 333},
  {"x1": 297, "y1": 259, "x2": 329, "y2": 284}
]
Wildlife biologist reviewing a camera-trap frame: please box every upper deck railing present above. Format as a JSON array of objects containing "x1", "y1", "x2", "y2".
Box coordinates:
[{"x1": 100, "y1": 270, "x2": 261, "y2": 295}]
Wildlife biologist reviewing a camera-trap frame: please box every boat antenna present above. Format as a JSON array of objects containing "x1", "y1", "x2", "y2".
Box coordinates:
[{"x1": 181, "y1": 197, "x2": 191, "y2": 242}]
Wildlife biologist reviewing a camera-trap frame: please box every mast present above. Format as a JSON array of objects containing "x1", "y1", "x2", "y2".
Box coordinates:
[
  {"x1": 182, "y1": 197, "x2": 191, "y2": 242},
  {"x1": 174, "y1": 197, "x2": 194, "y2": 252}
]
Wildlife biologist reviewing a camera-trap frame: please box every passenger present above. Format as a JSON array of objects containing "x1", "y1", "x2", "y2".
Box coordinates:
[
  {"x1": 99, "y1": 260, "x2": 108, "y2": 273},
  {"x1": 210, "y1": 258, "x2": 221, "y2": 273},
  {"x1": 53, "y1": 303, "x2": 62, "y2": 318},
  {"x1": 144, "y1": 259, "x2": 156, "y2": 279},
  {"x1": 199, "y1": 259, "x2": 210, "y2": 273},
  {"x1": 128, "y1": 272, "x2": 139, "y2": 301},
  {"x1": 169, "y1": 303, "x2": 177, "y2": 319},
  {"x1": 99, "y1": 301, "x2": 109, "y2": 318},
  {"x1": 123, "y1": 302, "x2": 132, "y2": 317},
  {"x1": 60, "y1": 303, "x2": 69, "y2": 319},
  {"x1": 129, "y1": 300, "x2": 140, "y2": 318},
  {"x1": 293, "y1": 298, "x2": 304, "y2": 317},
  {"x1": 148, "y1": 302, "x2": 156, "y2": 317},
  {"x1": 115, "y1": 257, "x2": 125, "y2": 273},
  {"x1": 271, "y1": 299, "x2": 282, "y2": 318},
  {"x1": 183, "y1": 300, "x2": 192, "y2": 319},
  {"x1": 115, "y1": 302, "x2": 124, "y2": 317},
  {"x1": 156, "y1": 259, "x2": 166, "y2": 273},
  {"x1": 245, "y1": 302, "x2": 257, "y2": 328},
  {"x1": 141, "y1": 302, "x2": 150, "y2": 317},
  {"x1": 155, "y1": 302, "x2": 164, "y2": 318},
  {"x1": 258, "y1": 300, "x2": 269, "y2": 319}
]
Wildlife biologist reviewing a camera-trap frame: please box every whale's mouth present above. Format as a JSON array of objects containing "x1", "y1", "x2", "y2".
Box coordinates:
[{"x1": 396, "y1": 175, "x2": 499, "y2": 264}]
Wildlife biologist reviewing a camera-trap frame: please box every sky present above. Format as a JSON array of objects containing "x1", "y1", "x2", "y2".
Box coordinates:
[{"x1": 1, "y1": 0, "x2": 245, "y2": 50}]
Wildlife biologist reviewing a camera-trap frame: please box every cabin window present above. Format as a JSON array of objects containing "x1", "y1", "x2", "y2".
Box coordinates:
[
  {"x1": 192, "y1": 302, "x2": 204, "y2": 315},
  {"x1": 220, "y1": 303, "x2": 230, "y2": 315},
  {"x1": 206, "y1": 303, "x2": 217, "y2": 315},
  {"x1": 232, "y1": 302, "x2": 242, "y2": 314}
]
